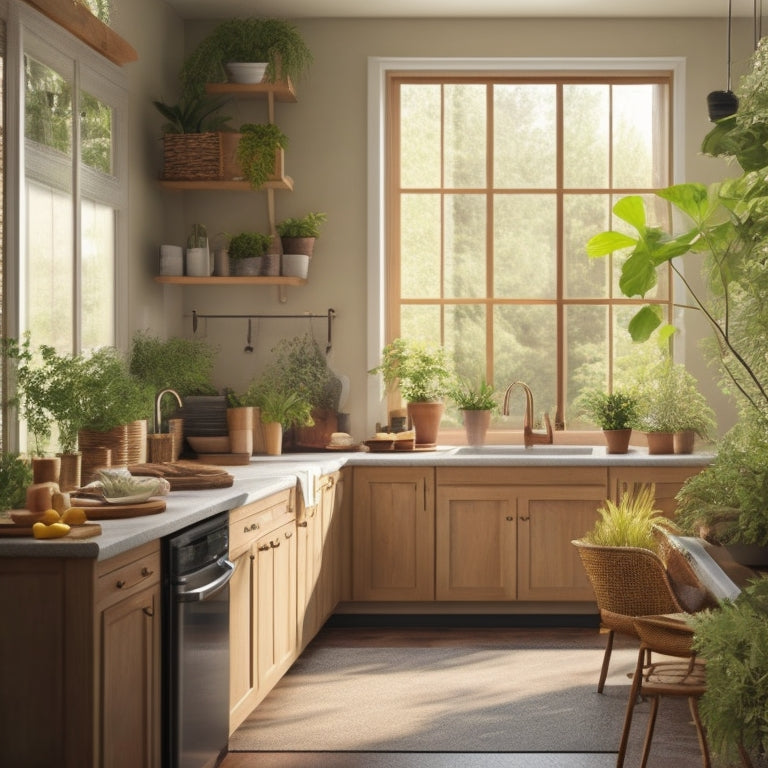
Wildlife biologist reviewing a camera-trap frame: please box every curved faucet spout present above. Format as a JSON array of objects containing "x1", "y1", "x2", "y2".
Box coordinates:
[
  {"x1": 155, "y1": 388, "x2": 183, "y2": 434},
  {"x1": 502, "y1": 381, "x2": 553, "y2": 448}
]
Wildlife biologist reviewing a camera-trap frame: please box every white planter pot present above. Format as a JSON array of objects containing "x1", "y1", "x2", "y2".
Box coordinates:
[{"x1": 281, "y1": 253, "x2": 310, "y2": 279}]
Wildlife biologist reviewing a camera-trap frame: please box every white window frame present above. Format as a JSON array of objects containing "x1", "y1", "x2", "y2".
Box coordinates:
[
  {"x1": 366, "y1": 56, "x2": 686, "y2": 432},
  {"x1": 3, "y1": 0, "x2": 128, "y2": 450}
]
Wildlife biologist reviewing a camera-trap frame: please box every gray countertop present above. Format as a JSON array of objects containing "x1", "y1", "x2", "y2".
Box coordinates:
[{"x1": 0, "y1": 446, "x2": 711, "y2": 560}]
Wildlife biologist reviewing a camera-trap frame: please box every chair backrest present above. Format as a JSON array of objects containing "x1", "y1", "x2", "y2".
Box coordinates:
[{"x1": 572, "y1": 539, "x2": 684, "y2": 617}]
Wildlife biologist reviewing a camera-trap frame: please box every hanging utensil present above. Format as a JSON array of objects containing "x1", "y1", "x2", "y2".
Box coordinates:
[{"x1": 244, "y1": 318, "x2": 254, "y2": 352}]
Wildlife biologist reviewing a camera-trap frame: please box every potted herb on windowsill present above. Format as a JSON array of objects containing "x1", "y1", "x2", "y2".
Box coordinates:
[
  {"x1": 180, "y1": 17, "x2": 313, "y2": 98},
  {"x1": 370, "y1": 337, "x2": 455, "y2": 448},
  {"x1": 451, "y1": 377, "x2": 498, "y2": 446},
  {"x1": 575, "y1": 388, "x2": 638, "y2": 454}
]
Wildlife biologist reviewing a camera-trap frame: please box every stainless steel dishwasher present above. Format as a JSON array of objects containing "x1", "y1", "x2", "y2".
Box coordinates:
[{"x1": 163, "y1": 511, "x2": 234, "y2": 768}]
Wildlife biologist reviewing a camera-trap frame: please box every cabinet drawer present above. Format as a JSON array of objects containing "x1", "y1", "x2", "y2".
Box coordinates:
[
  {"x1": 230, "y1": 490, "x2": 294, "y2": 554},
  {"x1": 96, "y1": 541, "x2": 160, "y2": 610}
]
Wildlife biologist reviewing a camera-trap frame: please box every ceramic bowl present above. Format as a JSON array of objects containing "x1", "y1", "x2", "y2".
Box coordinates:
[{"x1": 226, "y1": 62, "x2": 268, "y2": 84}]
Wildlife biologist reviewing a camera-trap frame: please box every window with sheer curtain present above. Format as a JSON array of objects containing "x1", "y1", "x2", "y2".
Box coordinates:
[{"x1": 385, "y1": 72, "x2": 674, "y2": 433}]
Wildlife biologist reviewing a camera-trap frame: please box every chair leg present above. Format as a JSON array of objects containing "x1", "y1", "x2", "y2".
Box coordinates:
[
  {"x1": 687, "y1": 696, "x2": 711, "y2": 768},
  {"x1": 640, "y1": 696, "x2": 659, "y2": 768},
  {"x1": 616, "y1": 644, "x2": 646, "y2": 767},
  {"x1": 598, "y1": 629, "x2": 615, "y2": 693}
]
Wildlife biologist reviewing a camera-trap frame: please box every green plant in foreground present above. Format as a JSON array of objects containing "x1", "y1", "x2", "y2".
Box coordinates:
[
  {"x1": 583, "y1": 484, "x2": 672, "y2": 552},
  {"x1": 0, "y1": 453, "x2": 33, "y2": 512},
  {"x1": 451, "y1": 377, "x2": 498, "y2": 411},
  {"x1": 690, "y1": 579, "x2": 768, "y2": 764}
]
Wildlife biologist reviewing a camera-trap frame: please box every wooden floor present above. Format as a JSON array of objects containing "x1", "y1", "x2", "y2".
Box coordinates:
[{"x1": 218, "y1": 624, "x2": 660, "y2": 768}]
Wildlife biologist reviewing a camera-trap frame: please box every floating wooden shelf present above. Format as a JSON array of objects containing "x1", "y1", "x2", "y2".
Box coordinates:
[
  {"x1": 206, "y1": 80, "x2": 297, "y2": 102},
  {"x1": 158, "y1": 177, "x2": 294, "y2": 192},
  {"x1": 154, "y1": 275, "x2": 307, "y2": 287}
]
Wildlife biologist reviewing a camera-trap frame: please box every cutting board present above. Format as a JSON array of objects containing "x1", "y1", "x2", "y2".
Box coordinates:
[
  {"x1": 127, "y1": 461, "x2": 234, "y2": 490},
  {"x1": 0, "y1": 521, "x2": 102, "y2": 538},
  {"x1": 67, "y1": 498, "x2": 166, "y2": 519}
]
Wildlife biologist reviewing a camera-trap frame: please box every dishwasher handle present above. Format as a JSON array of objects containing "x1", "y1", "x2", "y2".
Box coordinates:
[{"x1": 176, "y1": 557, "x2": 235, "y2": 602}]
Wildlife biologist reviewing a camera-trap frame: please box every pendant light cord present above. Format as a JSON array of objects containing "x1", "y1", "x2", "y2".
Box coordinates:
[{"x1": 728, "y1": 0, "x2": 733, "y2": 91}]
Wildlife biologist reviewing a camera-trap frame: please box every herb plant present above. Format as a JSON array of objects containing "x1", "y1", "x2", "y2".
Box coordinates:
[
  {"x1": 152, "y1": 94, "x2": 231, "y2": 134},
  {"x1": 227, "y1": 232, "x2": 271, "y2": 260},
  {"x1": 0, "y1": 453, "x2": 33, "y2": 512},
  {"x1": 451, "y1": 377, "x2": 498, "y2": 411},
  {"x1": 576, "y1": 389, "x2": 638, "y2": 431},
  {"x1": 276, "y1": 212, "x2": 327, "y2": 239},
  {"x1": 370, "y1": 337, "x2": 454, "y2": 403}
]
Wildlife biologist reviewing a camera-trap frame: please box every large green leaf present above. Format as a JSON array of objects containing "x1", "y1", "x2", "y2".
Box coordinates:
[
  {"x1": 628, "y1": 305, "x2": 663, "y2": 342},
  {"x1": 612, "y1": 195, "x2": 646, "y2": 230},
  {"x1": 619, "y1": 248, "x2": 658, "y2": 297},
  {"x1": 585, "y1": 231, "x2": 637, "y2": 258},
  {"x1": 657, "y1": 183, "x2": 717, "y2": 225}
]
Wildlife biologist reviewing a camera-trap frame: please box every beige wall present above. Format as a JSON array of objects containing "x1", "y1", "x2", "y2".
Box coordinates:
[{"x1": 125, "y1": 12, "x2": 755, "y2": 440}]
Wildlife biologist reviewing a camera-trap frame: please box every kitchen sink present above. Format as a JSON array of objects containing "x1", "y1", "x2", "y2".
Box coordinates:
[{"x1": 450, "y1": 445, "x2": 596, "y2": 456}]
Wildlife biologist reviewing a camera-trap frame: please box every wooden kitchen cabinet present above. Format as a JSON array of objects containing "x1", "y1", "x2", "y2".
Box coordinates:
[
  {"x1": 96, "y1": 542, "x2": 161, "y2": 768},
  {"x1": 0, "y1": 541, "x2": 161, "y2": 768},
  {"x1": 608, "y1": 465, "x2": 705, "y2": 518},
  {"x1": 228, "y1": 487, "x2": 296, "y2": 733},
  {"x1": 297, "y1": 471, "x2": 342, "y2": 651},
  {"x1": 435, "y1": 467, "x2": 607, "y2": 602},
  {"x1": 352, "y1": 466, "x2": 435, "y2": 601}
]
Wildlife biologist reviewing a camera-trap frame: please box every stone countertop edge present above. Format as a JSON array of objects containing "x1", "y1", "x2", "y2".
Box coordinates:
[{"x1": 0, "y1": 448, "x2": 711, "y2": 560}]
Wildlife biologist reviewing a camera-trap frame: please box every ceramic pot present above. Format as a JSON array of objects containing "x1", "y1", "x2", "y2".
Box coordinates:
[
  {"x1": 32, "y1": 456, "x2": 61, "y2": 484},
  {"x1": 234, "y1": 256, "x2": 262, "y2": 276},
  {"x1": 462, "y1": 409, "x2": 491, "y2": 446},
  {"x1": 281, "y1": 253, "x2": 310, "y2": 279},
  {"x1": 280, "y1": 236, "x2": 315, "y2": 257},
  {"x1": 673, "y1": 430, "x2": 696, "y2": 455},
  {"x1": 264, "y1": 421, "x2": 283, "y2": 455},
  {"x1": 57, "y1": 452, "x2": 82, "y2": 492},
  {"x1": 227, "y1": 406, "x2": 254, "y2": 455}
]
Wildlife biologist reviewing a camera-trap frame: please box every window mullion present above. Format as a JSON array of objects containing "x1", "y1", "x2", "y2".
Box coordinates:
[{"x1": 72, "y1": 58, "x2": 81, "y2": 353}]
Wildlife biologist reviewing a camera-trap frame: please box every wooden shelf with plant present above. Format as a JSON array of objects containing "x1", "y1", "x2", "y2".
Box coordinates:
[
  {"x1": 205, "y1": 79, "x2": 297, "y2": 103},
  {"x1": 153, "y1": 275, "x2": 307, "y2": 286}
]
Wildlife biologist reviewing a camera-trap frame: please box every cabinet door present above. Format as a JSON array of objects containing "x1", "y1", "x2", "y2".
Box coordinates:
[
  {"x1": 516, "y1": 485, "x2": 606, "y2": 601},
  {"x1": 257, "y1": 521, "x2": 298, "y2": 692},
  {"x1": 297, "y1": 503, "x2": 323, "y2": 650},
  {"x1": 319, "y1": 471, "x2": 342, "y2": 622},
  {"x1": 609, "y1": 466, "x2": 705, "y2": 518},
  {"x1": 229, "y1": 545, "x2": 256, "y2": 732},
  {"x1": 352, "y1": 467, "x2": 435, "y2": 601},
  {"x1": 100, "y1": 583, "x2": 160, "y2": 768},
  {"x1": 435, "y1": 485, "x2": 517, "y2": 600}
]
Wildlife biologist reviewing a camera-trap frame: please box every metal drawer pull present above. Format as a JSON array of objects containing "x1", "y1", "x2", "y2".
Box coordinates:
[
  {"x1": 298, "y1": 521, "x2": 308, "y2": 527},
  {"x1": 270, "y1": 540, "x2": 281, "y2": 548},
  {"x1": 143, "y1": 606, "x2": 154, "y2": 617},
  {"x1": 244, "y1": 522, "x2": 260, "y2": 533},
  {"x1": 258, "y1": 544, "x2": 270, "y2": 551}
]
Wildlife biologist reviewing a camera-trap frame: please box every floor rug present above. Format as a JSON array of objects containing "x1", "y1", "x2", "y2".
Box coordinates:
[{"x1": 230, "y1": 640, "x2": 671, "y2": 753}]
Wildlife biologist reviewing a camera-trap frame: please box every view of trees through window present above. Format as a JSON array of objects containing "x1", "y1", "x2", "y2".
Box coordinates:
[{"x1": 388, "y1": 74, "x2": 673, "y2": 431}]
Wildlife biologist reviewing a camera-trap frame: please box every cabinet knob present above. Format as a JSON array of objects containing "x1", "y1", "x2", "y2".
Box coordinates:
[
  {"x1": 298, "y1": 521, "x2": 308, "y2": 528},
  {"x1": 506, "y1": 516, "x2": 514, "y2": 522},
  {"x1": 245, "y1": 522, "x2": 260, "y2": 533},
  {"x1": 142, "y1": 606, "x2": 154, "y2": 617},
  {"x1": 141, "y1": 566, "x2": 153, "y2": 577},
  {"x1": 519, "y1": 515, "x2": 530, "y2": 522},
  {"x1": 258, "y1": 544, "x2": 270, "y2": 552},
  {"x1": 284, "y1": 530, "x2": 293, "y2": 539},
  {"x1": 270, "y1": 539, "x2": 281, "y2": 548}
]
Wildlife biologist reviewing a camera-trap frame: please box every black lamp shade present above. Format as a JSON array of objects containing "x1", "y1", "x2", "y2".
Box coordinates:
[{"x1": 707, "y1": 90, "x2": 739, "y2": 121}]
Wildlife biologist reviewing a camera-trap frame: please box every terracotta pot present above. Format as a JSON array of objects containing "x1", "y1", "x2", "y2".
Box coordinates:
[
  {"x1": 294, "y1": 409, "x2": 339, "y2": 450},
  {"x1": 673, "y1": 430, "x2": 696, "y2": 455},
  {"x1": 280, "y1": 236, "x2": 315, "y2": 257},
  {"x1": 264, "y1": 421, "x2": 283, "y2": 455},
  {"x1": 462, "y1": 409, "x2": 491, "y2": 446},
  {"x1": 407, "y1": 401, "x2": 445, "y2": 447},
  {"x1": 603, "y1": 428, "x2": 632, "y2": 455},
  {"x1": 645, "y1": 431, "x2": 674, "y2": 455}
]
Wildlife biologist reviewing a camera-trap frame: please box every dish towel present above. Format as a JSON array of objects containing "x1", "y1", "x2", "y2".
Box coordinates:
[{"x1": 294, "y1": 465, "x2": 322, "y2": 508}]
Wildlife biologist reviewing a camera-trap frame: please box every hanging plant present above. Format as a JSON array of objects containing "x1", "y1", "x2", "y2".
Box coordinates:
[{"x1": 236, "y1": 123, "x2": 288, "y2": 189}]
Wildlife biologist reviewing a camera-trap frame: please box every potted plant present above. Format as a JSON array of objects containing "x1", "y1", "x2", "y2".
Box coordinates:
[
  {"x1": 276, "y1": 211, "x2": 326, "y2": 257},
  {"x1": 689, "y1": 579, "x2": 768, "y2": 766},
  {"x1": 246, "y1": 383, "x2": 314, "y2": 455},
  {"x1": 233, "y1": 122, "x2": 288, "y2": 189},
  {"x1": 633, "y1": 360, "x2": 715, "y2": 455},
  {"x1": 255, "y1": 333, "x2": 342, "y2": 449},
  {"x1": 450, "y1": 377, "x2": 498, "y2": 446},
  {"x1": 369, "y1": 337, "x2": 454, "y2": 447},
  {"x1": 227, "y1": 231, "x2": 271, "y2": 276},
  {"x1": 153, "y1": 93, "x2": 232, "y2": 181},
  {"x1": 0, "y1": 453, "x2": 33, "y2": 513},
  {"x1": 180, "y1": 17, "x2": 313, "y2": 97},
  {"x1": 576, "y1": 388, "x2": 638, "y2": 454}
]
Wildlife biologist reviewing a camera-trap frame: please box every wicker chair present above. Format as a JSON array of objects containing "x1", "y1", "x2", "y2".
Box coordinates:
[{"x1": 571, "y1": 540, "x2": 685, "y2": 693}]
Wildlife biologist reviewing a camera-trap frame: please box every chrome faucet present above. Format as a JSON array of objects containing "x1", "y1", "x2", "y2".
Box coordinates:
[
  {"x1": 155, "y1": 388, "x2": 183, "y2": 434},
  {"x1": 502, "y1": 381, "x2": 554, "y2": 448}
]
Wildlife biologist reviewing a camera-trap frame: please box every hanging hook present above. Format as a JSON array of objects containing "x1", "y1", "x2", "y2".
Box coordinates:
[{"x1": 244, "y1": 318, "x2": 254, "y2": 353}]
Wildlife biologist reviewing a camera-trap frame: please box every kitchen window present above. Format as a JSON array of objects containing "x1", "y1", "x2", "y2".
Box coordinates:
[
  {"x1": 368, "y1": 58, "x2": 683, "y2": 436},
  {"x1": 1, "y1": 3, "x2": 127, "y2": 451}
]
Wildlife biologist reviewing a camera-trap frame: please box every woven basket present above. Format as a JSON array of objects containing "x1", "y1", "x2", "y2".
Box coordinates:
[{"x1": 162, "y1": 132, "x2": 222, "y2": 180}]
